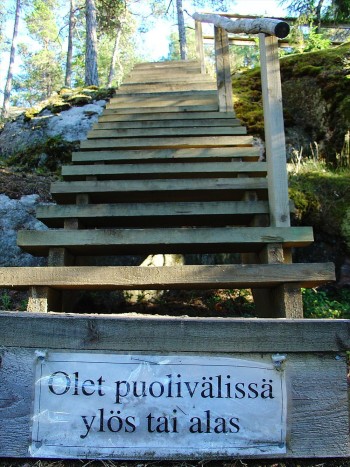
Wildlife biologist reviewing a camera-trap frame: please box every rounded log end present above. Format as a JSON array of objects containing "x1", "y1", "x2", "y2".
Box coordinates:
[{"x1": 274, "y1": 21, "x2": 290, "y2": 39}]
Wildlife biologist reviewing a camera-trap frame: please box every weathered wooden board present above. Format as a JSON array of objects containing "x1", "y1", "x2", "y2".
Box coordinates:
[
  {"x1": 118, "y1": 82, "x2": 217, "y2": 92},
  {"x1": 107, "y1": 95, "x2": 217, "y2": 109},
  {"x1": 87, "y1": 126, "x2": 247, "y2": 139},
  {"x1": 93, "y1": 118, "x2": 241, "y2": 129},
  {"x1": 0, "y1": 263, "x2": 334, "y2": 290},
  {"x1": 80, "y1": 135, "x2": 253, "y2": 150},
  {"x1": 101, "y1": 105, "x2": 219, "y2": 114},
  {"x1": 98, "y1": 111, "x2": 236, "y2": 122},
  {"x1": 72, "y1": 147, "x2": 259, "y2": 163},
  {"x1": 0, "y1": 314, "x2": 349, "y2": 458},
  {"x1": 109, "y1": 90, "x2": 218, "y2": 101},
  {"x1": 36, "y1": 200, "x2": 270, "y2": 228},
  {"x1": 61, "y1": 162, "x2": 266, "y2": 180},
  {"x1": 49, "y1": 177, "x2": 267, "y2": 203},
  {"x1": 17, "y1": 226, "x2": 314, "y2": 256}
]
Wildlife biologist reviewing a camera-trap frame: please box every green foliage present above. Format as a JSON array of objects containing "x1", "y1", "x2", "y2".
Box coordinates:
[
  {"x1": 303, "y1": 26, "x2": 332, "y2": 52},
  {"x1": 302, "y1": 287, "x2": 350, "y2": 318},
  {"x1": 341, "y1": 207, "x2": 350, "y2": 250},
  {"x1": 0, "y1": 290, "x2": 27, "y2": 311},
  {"x1": 289, "y1": 164, "x2": 350, "y2": 245}
]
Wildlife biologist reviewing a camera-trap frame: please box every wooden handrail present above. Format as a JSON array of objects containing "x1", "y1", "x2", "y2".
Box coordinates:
[
  {"x1": 193, "y1": 12, "x2": 291, "y2": 228},
  {"x1": 192, "y1": 13, "x2": 290, "y2": 38}
]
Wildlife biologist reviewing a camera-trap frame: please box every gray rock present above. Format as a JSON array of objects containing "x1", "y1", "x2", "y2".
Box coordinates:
[{"x1": 0, "y1": 194, "x2": 48, "y2": 267}]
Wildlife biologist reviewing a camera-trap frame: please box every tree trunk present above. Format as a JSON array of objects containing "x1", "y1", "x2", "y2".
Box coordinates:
[
  {"x1": 315, "y1": 0, "x2": 325, "y2": 32},
  {"x1": 107, "y1": 24, "x2": 122, "y2": 87},
  {"x1": 2, "y1": 0, "x2": 21, "y2": 119},
  {"x1": 65, "y1": 0, "x2": 76, "y2": 88},
  {"x1": 176, "y1": 0, "x2": 187, "y2": 60},
  {"x1": 85, "y1": 0, "x2": 99, "y2": 86}
]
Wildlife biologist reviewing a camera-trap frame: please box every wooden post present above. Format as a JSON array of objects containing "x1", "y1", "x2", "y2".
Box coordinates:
[
  {"x1": 214, "y1": 26, "x2": 233, "y2": 112},
  {"x1": 259, "y1": 33, "x2": 290, "y2": 227},
  {"x1": 195, "y1": 20, "x2": 205, "y2": 74}
]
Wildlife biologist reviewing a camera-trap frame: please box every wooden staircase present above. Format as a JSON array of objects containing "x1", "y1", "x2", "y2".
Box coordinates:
[{"x1": 1, "y1": 60, "x2": 334, "y2": 316}]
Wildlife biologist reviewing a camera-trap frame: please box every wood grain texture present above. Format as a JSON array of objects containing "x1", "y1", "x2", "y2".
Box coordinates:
[
  {"x1": 0, "y1": 321, "x2": 349, "y2": 457},
  {"x1": 259, "y1": 34, "x2": 290, "y2": 228},
  {"x1": 93, "y1": 118, "x2": 241, "y2": 129},
  {"x1": 98, "y1": 111, "x2": 236, "y2": 122},
  {"x1": 36, "y1": 200, "x2": 271, "y2": 228},
  {"x1": 61, "y1": 161, "x2": 266, "y2": 180},
  {"x1": 17, "y1": 225, "x2": 315, "y2": 255},
  {"x1": 101, "y1": 105, "x2": 219, "y2": 114},
  {"x1": 0, "y1": 263, "x2": 334, "y2": 290},
  {"x1": 80, "y1": 135, "x2": 253, "y2": 150},
  {"x1": 87, "y1": 126, "x2": 247, "y2": 139},
  {"x1": 72, "y1": 147, "x2": 259, "y2": 163},
  {"x1": 49, "y1": 177, "x2": 268, "y2": 204},
  {"x1": 214, "y1": 27, "x2": 234, "y2": 112}
]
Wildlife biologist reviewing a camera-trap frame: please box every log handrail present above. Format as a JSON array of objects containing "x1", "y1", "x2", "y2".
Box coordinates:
[{"x1": 193, "y1": 13, "x2": 291, "y2": 228}]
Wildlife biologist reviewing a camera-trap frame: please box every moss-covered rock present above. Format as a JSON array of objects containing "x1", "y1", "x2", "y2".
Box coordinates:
[{"x1": 232, "y1": 43, "x2": 350, "y2": 164}]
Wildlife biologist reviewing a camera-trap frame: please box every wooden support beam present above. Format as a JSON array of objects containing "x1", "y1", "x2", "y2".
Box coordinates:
[
  {"x1": 214, "y1": 27, "x2": 234, "y2": 112},
  {"x1": 195, "y1": 20, "x2": 206, "y2": 74},
  {"x1": 259, "y1": 33, "x2": 290, "y2": 227}
]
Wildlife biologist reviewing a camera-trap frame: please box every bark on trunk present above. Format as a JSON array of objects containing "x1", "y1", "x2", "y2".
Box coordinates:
[
  {"x1": 176, "y1": 0, "x2": 187, "y2": 60},
  {"x1": 192, "y1": 13, "x2": 290, "y2": 39},
  {"x1": 85, "y1": 0, "x2": 99, "y2": 86},
  {"x1": 107, "y1": 25, "x2": 122, "y2": 87},
  {"x1": 2, "y1": 0, "x2": 21, "y2": 119},
  {"x1": 65, "y1": 0, "x2": 76, "y2": 88}
]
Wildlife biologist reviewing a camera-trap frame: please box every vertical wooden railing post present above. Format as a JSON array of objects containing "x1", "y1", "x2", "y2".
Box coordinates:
[
  {"x1": 195, "y1": 20, "x2": 205, "y2": 74},
  {"x1": 214, "y1": 26, "x2": 233, "y2": 112},
  {"x1": 259, "y1": 33, "x2": 290, "y2": 228}
]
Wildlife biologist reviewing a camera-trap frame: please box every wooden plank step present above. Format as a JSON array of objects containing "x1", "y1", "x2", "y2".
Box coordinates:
[
  {"x1": 106, "y1": 97, "x2": 218, "y2": 109},
  {"x1": 0, "y1": 263, "x2": 335, "y2": 290},
  {"x1": 93, "y1": 118, "x2": 242, "y2": 130},
  {"x1": 98, "y1": 111, "x2": 236, "y2": 122},
  {"x1": 17, "y1": 226, "x2": 314, "y2": 256},
  {"x1": 101, "y1": 105, "x2": 219, "y2": 114},
  {"x1": 123, "y1": 75, "x2": 214, "y2": 84},
  {"x1": 87, "y1": 126, "x2": 247, "y2": 139},
  {"x1": 80, "y1": 135, "x2": 253, "y2": 150},
  {"x1": 118, "y1": 82, "x2": 217, "y2": 92},
  {"x1": 133, "y1": 60, "x2": 200, "y2": 68},
  {"x1": 36, "y1": 200, "x2": 271, "y2": 228},
  {"x1": 61, "y1": 162, "x2": 267, "y2": 180},
  {"x1": 127, "y1": 67, "x2": 202, "y2": 75},
  {"x1": 50, "y1": 177, "x2": 268, "y2": 203},
  {"x1": 72, "y1": 147, "x2": 260, "y2": 164},
  {"x1": 109, "y1": 90, "x2": 217, "y2": 101}
]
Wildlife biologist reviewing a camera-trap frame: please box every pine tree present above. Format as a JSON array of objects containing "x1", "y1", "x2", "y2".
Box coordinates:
[
  {"x1": 85, "y1": 0, "x2": 99, "y2": 85},
  {"x1": 2, "y1": 0, "x2": 21, "y2": 118}
]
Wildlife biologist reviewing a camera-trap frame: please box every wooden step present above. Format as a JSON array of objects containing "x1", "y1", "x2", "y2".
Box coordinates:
[
  {"x1": 102, "y1": 105, "x2": 219, "y2": 114},
  {"x1": 80, "y1": 135, "x2": 253, "y2": 150},
  {"x1": 118, "y1": 82, "x2": 216, "y2": 92},
  {"x1": 98, "y1": 111, "x2": 236, "y2": 123},
  {"x1": 17, "y1": 226, "x2": 314, "y2": 256},
  {"x1": 50, "y1": 177, "x2": 268, "y2": 203},
  {"x1": 72, "y1": 147, "x2": 261, "y2": 164},
  {"x1": 133, "y1": 60, "x2": 200, "y2": 68},
  {"x1": 93, "y1": 118, "x2": 242, "y2": 130},
  {"x1": 123, "y1": 75, "x2": 214, "y2": 84},
  {"x1": 0, "y1": 263, "x2": 335, "y2": 290},
  {"x1": 106, "y1": 96, "x2": 218, "y2": 109},
  {"x1": 87, "y1": 126, "x2": 247, "y2": 139},
  {"x1": 109, "y1": 90, "x2": 217, "y2": 101},
  {"x1": 61, "y1": 162, "x2": 267, "y2": 180},
  {"x1": 36, "y1": 200, "x2": 271, "y2": 228}
]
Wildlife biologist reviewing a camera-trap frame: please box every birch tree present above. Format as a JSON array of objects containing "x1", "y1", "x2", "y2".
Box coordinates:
[{"x1": 2, "y1": 0, "x2": 21, "y2": 118}]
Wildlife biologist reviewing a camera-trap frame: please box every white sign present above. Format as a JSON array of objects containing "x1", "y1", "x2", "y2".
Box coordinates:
[{"x1": 31, "y1": 352, "x2": 287, "y2": 459}]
